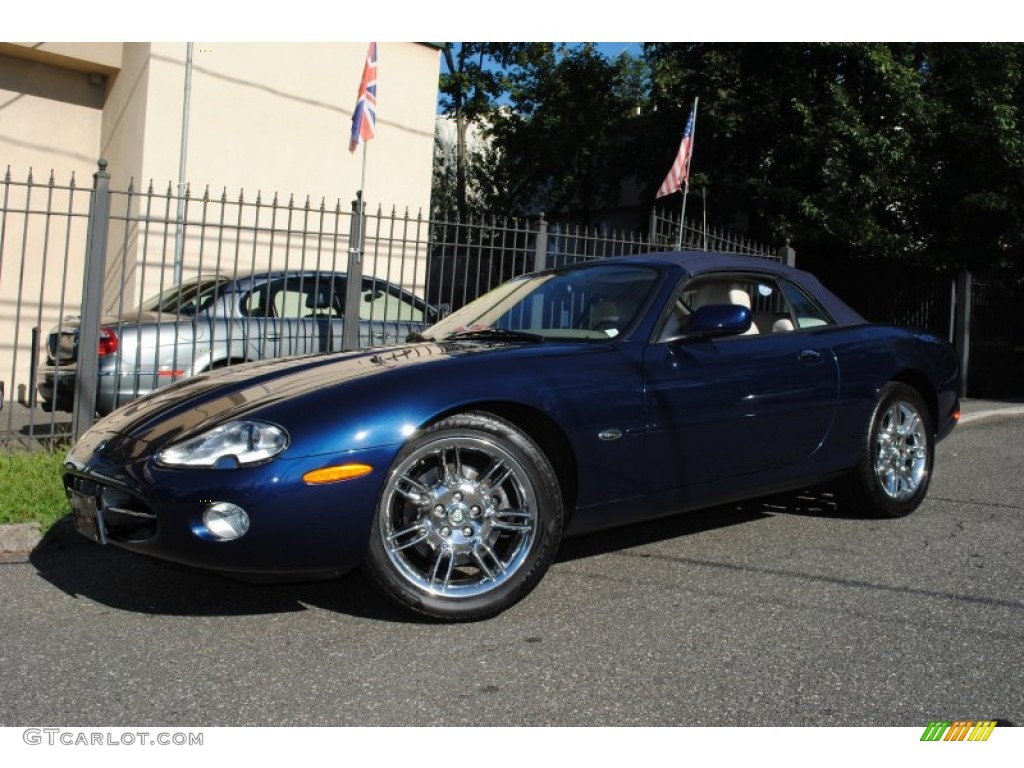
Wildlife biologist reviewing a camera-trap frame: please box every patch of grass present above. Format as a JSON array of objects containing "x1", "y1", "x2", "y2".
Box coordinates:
[{"x1": 0, "y1": 449, "x2": 69, "y2": 531}]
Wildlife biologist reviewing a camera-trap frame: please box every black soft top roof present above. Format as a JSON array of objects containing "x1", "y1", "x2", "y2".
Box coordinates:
[{"x1": 611, "y1": 250, "x2": 867, "y2": 326}]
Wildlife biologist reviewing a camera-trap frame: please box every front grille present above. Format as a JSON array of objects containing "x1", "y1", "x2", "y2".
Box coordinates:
[
  {"x1": 65, "y1": 475, "x2": 158, "y2": 543},
  {"x1": 99, "y1": 487, "x2": 159, "y2": 542}
]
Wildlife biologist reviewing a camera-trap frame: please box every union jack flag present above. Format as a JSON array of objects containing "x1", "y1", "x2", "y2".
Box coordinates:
[
  {"x1": 656, "y1": 105, "x2": 696, "y2": 198},
  {"x1": 349, "y1": 42, "x2": 377, "y2": 153}
]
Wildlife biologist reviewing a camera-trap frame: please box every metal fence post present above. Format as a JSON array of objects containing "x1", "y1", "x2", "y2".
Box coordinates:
[
  {"x1": 953, "y1": 270, "x2": 972, "y2": 398},
  {"x1": 341, "y1": 193, "x2": 365, "y2": 351},
  {"x1": 533, "y1": 214, "x2": 548, "y2": 273},
  {"x1": 72, "y1": 159, "x2": 111, "y2": 441},
  {"x1": 777, "y1": 241, "x2": 796, "y2": 267}
]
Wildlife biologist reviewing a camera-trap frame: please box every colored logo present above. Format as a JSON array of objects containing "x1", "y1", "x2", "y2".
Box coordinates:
[{"x1": 921, "y1": 721, "x2": 997, "y2": 742}]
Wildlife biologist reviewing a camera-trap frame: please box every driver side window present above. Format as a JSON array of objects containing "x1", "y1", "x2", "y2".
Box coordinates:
[{"x1": 659, "y1": 274, "x2": 800, "y2": 341}]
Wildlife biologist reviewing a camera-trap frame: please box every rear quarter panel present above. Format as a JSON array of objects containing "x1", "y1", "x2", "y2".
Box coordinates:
[{"x1": 818, "y1": 324, "x2": 959, "y2": 468}]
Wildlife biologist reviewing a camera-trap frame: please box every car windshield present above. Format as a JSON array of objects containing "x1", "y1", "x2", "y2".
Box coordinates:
[
  {"x1": 424, "y1": 263, "x2": 661, "y2": 342},
  {"x1": 138, "y1": 277, "x2": 231, "y2": 316}
]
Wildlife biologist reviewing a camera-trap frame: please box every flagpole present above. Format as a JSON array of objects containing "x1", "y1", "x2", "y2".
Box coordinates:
[
  {"x1": 343, "y1": 41, "x2": 376, "y2": 351},
  {"x1": 357, "y1": 140, "x2": 368, "y2": 254},
  {"x1": 702, "y1": 185, "x2": 707, "y2": 251},
  {"x1": 674, "y1": 96, "x2": 698, "y2": 250},
  {"x1": 676, "y1": 183, "x2": 689, "y2": 250}
]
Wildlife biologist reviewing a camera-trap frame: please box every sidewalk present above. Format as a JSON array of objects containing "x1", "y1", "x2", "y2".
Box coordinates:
[{"x1": 958, "y1": 397, "x2": 1024, "y2": 424}]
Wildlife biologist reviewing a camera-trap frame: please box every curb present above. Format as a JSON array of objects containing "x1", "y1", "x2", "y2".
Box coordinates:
[
  {"x1": 0, "y1": 522, "x2": 43, "y2": 555},
  {"x1": 959, "y1": 406, "x2": 1024, "y2": 426}
]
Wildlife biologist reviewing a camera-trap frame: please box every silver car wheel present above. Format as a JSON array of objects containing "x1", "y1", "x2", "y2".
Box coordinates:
[
  {"x1": 873, "y1": 399, "x2": 928, "y2": 501},
  {"x1": 378, "y1": 436, "x2": 538, "y2": 599}
]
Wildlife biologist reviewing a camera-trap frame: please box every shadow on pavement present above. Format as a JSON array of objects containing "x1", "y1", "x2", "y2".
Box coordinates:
[
  {"x1": 29, "y1": 517, "x2": 418, "y2": 623},
  {"x1": 557, "y1": 482, "x2": 871, "y2": 564},
  {"x1": 28, "y1": 483, "x2": 864, "y2": 623}
]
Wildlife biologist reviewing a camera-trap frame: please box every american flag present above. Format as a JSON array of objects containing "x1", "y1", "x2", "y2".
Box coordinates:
[
  {"x1": 349, "y1": 42, "x2": 377, "y2": 153},
  {"x1": 656, "y1": 105, "x2": 696, "y2": 198}
]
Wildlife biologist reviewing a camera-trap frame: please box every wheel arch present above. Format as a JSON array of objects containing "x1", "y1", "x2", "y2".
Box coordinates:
[
  {"x1": 420, "y1": 401, "x2": 579, "y2": 519},
  {"x1": 889, "y1": 369, "x2": 939, "y2": 434}
]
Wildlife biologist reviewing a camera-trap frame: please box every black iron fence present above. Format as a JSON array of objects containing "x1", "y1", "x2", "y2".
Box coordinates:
[
  {"x1": 966, "y1": 268, "x2": 1024, "y2": 399},
  {"x1": 1, "y1": 160, "x2": 778, "y2": 447},
  {"x1": 800, "y1": 253, "x2": 1024, "y2": 399}
]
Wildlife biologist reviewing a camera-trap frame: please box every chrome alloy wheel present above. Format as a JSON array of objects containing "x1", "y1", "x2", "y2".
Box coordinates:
[
  {"x1": 378, "y1": 436, "x2": 538, "y2": 598},
  {"x1": 873, "y1": 399, "x2": 928, "y2": 501}
]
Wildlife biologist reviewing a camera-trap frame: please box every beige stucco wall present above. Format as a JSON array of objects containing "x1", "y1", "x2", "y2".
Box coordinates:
[
  {"x1": 105, "y1": 42, "x2": 439, "y2": 306},
  {"x1": 0, "y1": 48, "x2": 105, "y2": 407},
  {"x1": 108, "y1": 42, "x2": 437, "y2": 213},
  {"x1": 1, "y1": 42, "x2": 441, "y2": 403}
]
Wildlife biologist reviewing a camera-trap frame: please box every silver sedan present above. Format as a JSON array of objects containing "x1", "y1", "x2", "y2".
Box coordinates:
[{"x1": 38, "y1": 271, "x2": 434, "y2": 415}]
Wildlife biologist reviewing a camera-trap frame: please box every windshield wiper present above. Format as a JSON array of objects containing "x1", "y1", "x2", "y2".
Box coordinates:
[{"x1": 444, "y1": 328, "x2": 544, "y2": 343}]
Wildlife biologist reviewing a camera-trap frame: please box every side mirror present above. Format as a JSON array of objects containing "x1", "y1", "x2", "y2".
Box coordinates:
[{"x1": 670, "y1": 304, "x2": 752, "y2": 342}]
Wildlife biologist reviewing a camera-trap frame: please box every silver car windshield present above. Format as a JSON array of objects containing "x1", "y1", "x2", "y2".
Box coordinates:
[{"x1": 425, "y1": 264, "x2": 660, "y2": 342}]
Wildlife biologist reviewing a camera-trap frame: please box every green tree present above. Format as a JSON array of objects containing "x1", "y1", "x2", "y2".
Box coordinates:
[
  {"x1": 481, "y1": 43, "x2": 647, "y2": 223},
  {"x1": 644, "y1": 42, "x2": 1024, "y2": 273},
  {"x1": 915, "y1": 43, "x2": 1024, "y2": 272},
  {"x1": 434, "y1": 42, "x2": 1024, "y2": 274},
  {"x1": 435, "y1": 43, "x2": 537, "y2": 220},
  {"x1": 645, "y1": 43, "x2": 931, "y2": 261}
]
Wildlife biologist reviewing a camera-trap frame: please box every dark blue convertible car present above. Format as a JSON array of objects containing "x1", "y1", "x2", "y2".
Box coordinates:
[{"x1": 63, "y1": 251, "x2": 960, "y2": 619}]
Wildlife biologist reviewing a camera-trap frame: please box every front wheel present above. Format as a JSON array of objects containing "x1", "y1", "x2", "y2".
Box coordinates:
[
  {"x1": 363, "y1": 412, "x2": 563, "y2": 620},
  {"x1": 844, "y1": 383, "x2": 934, "y2": 517}
]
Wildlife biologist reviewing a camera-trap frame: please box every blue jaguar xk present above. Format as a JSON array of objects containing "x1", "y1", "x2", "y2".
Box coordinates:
[{"x1": 63, "y1": 251, "x2": 960, "y2": 620}]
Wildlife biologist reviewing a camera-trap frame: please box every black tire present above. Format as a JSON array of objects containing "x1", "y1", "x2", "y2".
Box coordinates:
[
  {"x1": 362, "y1": 411, "x2": 564, "y2": 620},
  {"x1": 844, "y1": 382, "x2": 934, "y2": 518}
]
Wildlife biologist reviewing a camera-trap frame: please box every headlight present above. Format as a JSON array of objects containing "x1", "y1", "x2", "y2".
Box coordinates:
[{"x1": 156, "y1": 420, "x2": 289, "y2": 468}]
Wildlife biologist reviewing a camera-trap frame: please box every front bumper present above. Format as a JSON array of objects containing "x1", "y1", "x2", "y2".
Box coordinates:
[{"x1": 63, "y1": 427, "x2": 399, "y2": 575}]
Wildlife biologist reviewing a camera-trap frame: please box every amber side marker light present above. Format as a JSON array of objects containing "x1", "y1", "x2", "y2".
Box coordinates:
[{"x1": 303, "y1": 464, "x2": 373, "y2": 484}]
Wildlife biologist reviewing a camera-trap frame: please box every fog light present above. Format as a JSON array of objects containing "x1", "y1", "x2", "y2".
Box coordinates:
[{"x1": 201, "y1": 502, "x2": 250, "y2": 541}]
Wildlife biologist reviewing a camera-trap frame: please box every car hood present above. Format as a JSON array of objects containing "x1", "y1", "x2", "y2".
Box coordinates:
[{"x1": 78, "y1": 341, "x2": 515, "y2": 455}]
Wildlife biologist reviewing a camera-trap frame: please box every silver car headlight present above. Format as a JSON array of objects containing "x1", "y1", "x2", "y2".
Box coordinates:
[{"x1": 157, "y1": 420, "x2": 289, "y2": 468}]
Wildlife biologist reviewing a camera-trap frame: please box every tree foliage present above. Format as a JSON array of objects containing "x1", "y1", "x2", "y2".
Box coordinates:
[
  {"x1": 435, "y1": 43, "x2": 540, "y2": 221},
  {"x1": 644, "y1": 42, "x2": 1024, "y2": 271},
  {"x1": 482, "y1": 43, "x2": 646, "y2": 223},
  {"x1": 434, "y1": 42, "x2": 1024, "y2": 272}
]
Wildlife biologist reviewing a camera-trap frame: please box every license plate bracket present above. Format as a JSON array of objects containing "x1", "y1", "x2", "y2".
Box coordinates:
[{"x1": 69, "y1": 489, "x2": 107, "y2": 544}]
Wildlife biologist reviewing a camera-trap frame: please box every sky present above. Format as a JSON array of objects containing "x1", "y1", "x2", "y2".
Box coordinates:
[{"x1": 594, "y1": 43, "x2": 641, "y2": 59}]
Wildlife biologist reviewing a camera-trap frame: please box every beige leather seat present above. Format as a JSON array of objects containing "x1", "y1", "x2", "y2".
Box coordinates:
[{"x1": 753, "y1": 311, "x2": 795, "y2": 334}]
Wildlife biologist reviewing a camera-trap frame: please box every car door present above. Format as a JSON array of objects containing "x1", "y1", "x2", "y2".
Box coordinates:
[
  {"x1": 358, "y1": 278, "x2": 427, "y2": 346},
  {"x1": 642, "y1": 273, "x2": 839, "y2": 492},
  {"x1": 238, "y1": 275, "x2": 344, "y2": 359}
]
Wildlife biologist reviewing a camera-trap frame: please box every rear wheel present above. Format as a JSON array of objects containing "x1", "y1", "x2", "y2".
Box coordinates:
[
  {"x1": 845, "y1": 383, "x2": 934, "y2": 517},
  {"x1": 363, "y1": 412, "x2": 563, "y2": 620}
]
